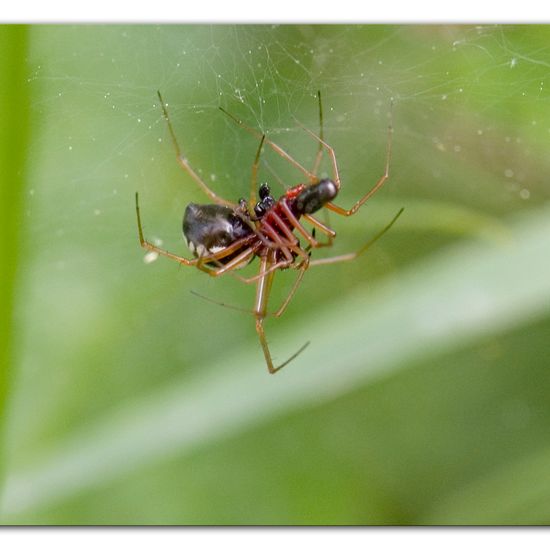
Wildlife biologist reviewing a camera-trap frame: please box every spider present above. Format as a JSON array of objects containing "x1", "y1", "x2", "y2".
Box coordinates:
[{"x1": 135, "y1": 91, "x2": 403, "y2": 374}]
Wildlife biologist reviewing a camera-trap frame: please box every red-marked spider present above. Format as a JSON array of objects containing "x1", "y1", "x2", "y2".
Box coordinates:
[{"x1": 135, "y1": 91, "x2": 403, "y2": 374}]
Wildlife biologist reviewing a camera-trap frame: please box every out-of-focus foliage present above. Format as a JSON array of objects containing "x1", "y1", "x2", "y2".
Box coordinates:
[
  {"x1": 1, "y1": 25, "x2": 550, "y2": 525},
  {"x1": 0, "y1": 25, "x2": 28, "y2": 496}
]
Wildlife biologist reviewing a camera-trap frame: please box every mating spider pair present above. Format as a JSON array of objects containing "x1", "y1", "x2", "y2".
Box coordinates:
[{"x1": 135, "y1": 91, "x2": 402, "y2": 374}]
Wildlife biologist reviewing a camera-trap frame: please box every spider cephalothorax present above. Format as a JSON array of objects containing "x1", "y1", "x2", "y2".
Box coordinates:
[{"x1": 292, "y1": 178, "x2": 338, "y2": 215}]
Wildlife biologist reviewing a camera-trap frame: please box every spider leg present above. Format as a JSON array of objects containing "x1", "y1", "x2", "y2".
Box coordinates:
[
  {"x1": 255, "y1": 253, "x2": 309, "y2": 374},
  {"x1": 293, "y1": 118, "x2": 341, "y2": 187},
  {"x1": 219, "y1": 107, "x2": 318, "y2": 183},
  {"x1": 271, "y1": 256, "x2": 309, "y2": 318},
  {"x1": 309, "y1": 208, "x2": 404, "y2": 267},
  {"x1": 311, "y1": 90, "x2": 325, "y2": 176},
  {"x1": 295, "y1": 100, "x2": 394, "y2": 217},
  {"x1": 195, "y1": 244, "x2": 258, "y2": 277},
  {"x1": 249, "y1": 134, "x2": 266, "y2": 207},
  {"x1": 190, "y1": 290, "x2": 258, "y2": 314},
  {"x1": 199, "y1": 223, "x2": 292, "y2": 284},
  {"x1": 302, "y1": 213, "x2": 336, "y2": 248},
  {"x1": 306, "y1": 92, "x2": 336, "y2": 247},
  {"x1": 206, "y1": 218, "x2": 309, "y2": 285},
  {"x1": 136, "y1": 192, "x2": 197, "y2": 266},
  {"x1": 279, "y1": 199, "x2": 325, "y2": 249},
  {"x1": 234, "y1": 215, "x2": 316, "y2": 283},
  {"x1": 157, "y1": 91, "x2": 237, "y2": 208},
  {"x1": 203, "y1": 250, "x2": 292, "y2": 285},
  {"x1": 190, "y1": 255, "x2": 308, "y2": 318},
  {"x1": 265, "y1": 211, "x2": 311, "y2": 262},
  {"x1": 137, "y1": 192, "x2": 259, "y2": 275},
  {"x1": 326, "y1": 101, "x2": 394, "y2": 217},
  {"x1": 261, "y1": 223, "x2": 297, "y2": 262},
  {"x1": 220, "y1": 256, "x2": 294, "y2": 284}
]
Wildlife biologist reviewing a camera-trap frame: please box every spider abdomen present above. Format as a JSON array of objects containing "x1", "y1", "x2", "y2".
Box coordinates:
[{"x1": 183, "y1": 203, "x2": 253, "y2": 263}]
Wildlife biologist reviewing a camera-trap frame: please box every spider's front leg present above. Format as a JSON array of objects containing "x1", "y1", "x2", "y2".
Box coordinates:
[
  {"x1": 157, "y1": 91, "x2": 238, "y2": 209},
  {"x1": 136, "y1": 192, "x2": 245, "y2": 273},
  {"x1": 297, "y1": 101, "x2": 394, "y2": 218},
  {"x1": 135, "y1": 192, "x2": 197, "y2": 267}
]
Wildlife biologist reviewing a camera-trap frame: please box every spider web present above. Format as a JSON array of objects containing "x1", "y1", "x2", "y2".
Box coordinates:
[
  {"x1": 7, "y1": 24, "x2": 550, "y2": 481},
  {"x1": 2, "y1": 23, "x2": 550, "y2": 525},
  {"x1": 19, "y1": 23, "x2": 550, "y2": 340},
  {"x1": 17, "y1": 21, "x2": 550, "y2": 393},
  {"x1": 25, "y1": 25, "x2": 549, "y2": 253}
]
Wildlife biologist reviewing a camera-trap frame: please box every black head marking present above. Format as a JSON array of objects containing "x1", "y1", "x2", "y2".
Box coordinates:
[
  {"x1": 259, "y1": 183, "x2": 271, "y2": 200},
  {"x1": 254, "y1": 183, "x2": 276, "y2": 219}
]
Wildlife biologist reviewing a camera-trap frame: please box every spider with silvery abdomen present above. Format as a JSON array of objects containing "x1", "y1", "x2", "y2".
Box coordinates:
[{"x1": 135, "y1": 91, "x2": 403, "y2": 374}]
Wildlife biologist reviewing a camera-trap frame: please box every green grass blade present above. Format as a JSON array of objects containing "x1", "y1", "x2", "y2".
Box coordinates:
[
  {"x1": 0, "y1": 25, "x2": 29, "y2": 496},
  {"x1": 424, "y1": 444, "x2": 550, "y2": 524},
  {"x1": 2, "y1": 204, "x2": 550, "y2": 519}
]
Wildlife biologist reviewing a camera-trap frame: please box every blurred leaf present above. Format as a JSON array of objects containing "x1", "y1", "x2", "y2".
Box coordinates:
[
  {"x1": 345, "y1": 197, "x2": 510, "y2": 243},
  {"x1": 2, "y1": 25, "x2": 550, "y2": 525},
  {"x1": 2, "y1": 204, "x2": 550, "y2": 519},
  {"x1": 425, "y1": 445, "x2": 550, "y2": 525},
  {"x1": 0, "y1": 25, "x2": 29, "y2": 491}
]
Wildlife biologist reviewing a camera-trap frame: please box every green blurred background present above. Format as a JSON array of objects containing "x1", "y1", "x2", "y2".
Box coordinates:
[{"x1": 1, "y1": 24, "x2": 550, "y2": 525}]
